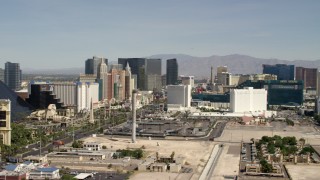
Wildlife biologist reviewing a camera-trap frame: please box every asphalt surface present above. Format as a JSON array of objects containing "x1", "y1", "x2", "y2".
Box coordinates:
[
  {"x1": 81, "y1": 172, "x2": 127, "y2": 180},
  {"x1": 207, "y1": 121, "x2": 227, "y2": 140},
  {"x1": 206, "y1": 145, "x2": 223, "y2": 180},
  {"x1": 22, "y1": 123, "x2": 111, "y2": 158},
  {"x1": 66, "y1": 170, "x2": 128, "y2": 180},
  {"x1": 104, "y1": 120, "x2": 227, "y2": 140},
  {"x1": 21, "y1": 119, "x2": 227, "y2": 159}
]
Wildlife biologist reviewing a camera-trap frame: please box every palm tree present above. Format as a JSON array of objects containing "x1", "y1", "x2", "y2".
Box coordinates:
[
  {"x1": 170, "y1": 151, "x2": 175, "y2": 162},
  {"x1": 156, "y1": 152, "x2": 159, "y2": 162}
]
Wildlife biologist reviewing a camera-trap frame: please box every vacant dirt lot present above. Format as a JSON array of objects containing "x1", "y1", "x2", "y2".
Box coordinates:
[{"x1": 285, "y1": 165, "x2": 320, "y2": 180}]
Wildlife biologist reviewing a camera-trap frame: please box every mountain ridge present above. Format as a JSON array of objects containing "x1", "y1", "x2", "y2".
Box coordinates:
[
  {"x1": 22, "y1": 54, "x2": 320, "y2": 78},
  {"x1": 149, "y1": 54, "x2": 320, "y2": 78}
]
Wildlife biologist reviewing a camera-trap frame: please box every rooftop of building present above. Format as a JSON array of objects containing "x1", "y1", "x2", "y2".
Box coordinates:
[{"x1": 35, "y1": 167, "x2": 59, "y2": 172}]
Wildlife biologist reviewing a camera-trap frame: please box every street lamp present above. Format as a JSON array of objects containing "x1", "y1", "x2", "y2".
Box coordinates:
[
  {"x1": 37, "y1": 131, "x2": 42, "y2": 157},
  {"x1": 72, "y1": 118, "x2": 75, "y2": 143}
]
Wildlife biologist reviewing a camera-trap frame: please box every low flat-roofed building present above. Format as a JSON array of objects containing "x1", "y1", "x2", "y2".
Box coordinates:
[
  {"x1": 78, "y1": 74, "x2": 97, "y2": 83},
  {"x1": 28, "y1": 167, "x2": 60, "y2": 180},
  {"x1": 47, "y1": 151, "x2": 106, "y2": 162},
  {"x1": 83, "y1": 142, "x2": 102, "y2": 151},
  {"x1": 47, "y1": 153, "x2": 83, "y2": 162},
  {"x1": 169, "y1": 163, "x2": 181, "y2": 173},
  {"x1": 23, "y1": 155, "x2": 48, "y2": 163},
  {"x1": 245, "y1": 163, "x2": 261, "y2": 173},
  {"x1": 75, "y1": 173, "x2": 93, "y2": 180},
  {"x1": 0, "y1": 162, "x2": 59, "y2": 180},
  {"x1": 138, "y1": 161, "x2": 153, "y2": 171},
  {"x1": 175, "y1": 156, "x2": 186, "y2": 165},
  {"x1": 272, "y1": 163, "x2": 282, "y2": 174},
  {"x1": 151, "y1": 163, "x2": 167, "y2": 172},
  {"x1": 0, "y1": 171, "x2": 27, "y2": 180}
]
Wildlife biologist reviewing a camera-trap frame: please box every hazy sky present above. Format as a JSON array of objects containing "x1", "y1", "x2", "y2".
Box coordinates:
[{"x1": 0, "y1": 0, "x2": 319, "y2": 69}]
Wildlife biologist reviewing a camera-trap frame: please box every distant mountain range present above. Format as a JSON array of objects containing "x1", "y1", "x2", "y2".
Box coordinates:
[
  {"x1": 23, "y1": 54, "x2": 320, "y2": 78},
  {"x1": 149, "y1": 54, "x2": 320, "y2": 78}
]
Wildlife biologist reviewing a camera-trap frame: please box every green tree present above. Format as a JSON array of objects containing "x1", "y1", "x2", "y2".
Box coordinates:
[
  {"x1": 156, "y1": 152, "x2": 159, "y2": 162},
  {"x1": 71, "y1": 140, "x2": 83, "y2": 148},
  {"x1": 260, "y1": 159, "x2": 273, "y2": 173},
  {"x1": 267, "y1": 143, "x2": 276, "y2": 154},
  {"x1": 61, "y1": 174, "x2": 77, "y2": 180},
  {"x1": 112, "y1": 153, "x2": 118, "y2": 159},
  {"x1": 261, "y1": 136, "x2": 272, "y2": 144},
  {"x1": 282, "y1": 137, "x2": 297, "y2": 146},
  {"x1": 300, "y1": 146, "x2": 314, "y2": 155},
  {"x1": 314, "y1": 115, "x2": 320, "y2": 124},
  {"x1": 286, "y1": 118, "x2": 294, "y2": 126},
  {"x1": 98, "y1": 127, "x2": 104, "y2": 134},
  {"x1": 170, "y1": 151, "x2": 175, "y2": 161},
  {"x1": 274, "y1": 139, "x2": 283, "y2": 148}
]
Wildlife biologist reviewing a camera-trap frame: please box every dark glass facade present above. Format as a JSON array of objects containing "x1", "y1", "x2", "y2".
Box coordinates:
[
  {"x1": 295, "y1": 67, "x2": 317, "y2": 89},
  {"x1": 192, "y1": 94, "x2": 230, "y2": 102},
  {"x1": 192, "y1": 80, "x2": 303, "y2": 106},
  {"x1": 0, "y1": 81, "x2": 33, "y2": 121},
  {"x1": 262, "y1": 64, "x2": 295, "y2": 80},
  {"x1": 26, "y1": 84, "x2": 63, "y2": 109},
  {"x1": 166, "y1": 59, "x2": 178, "y2": 85},
  {"x1": 239, "y1": 80, "x2": 303, "y2": 105},
  {"x1": 85, "y1": 57, "x2": 108, "y2": 75},
  {"x1": 118, "y1": 58, "x2": 161, "y2": 90},
  {"x1": 0, "y1": 68, "x2": 4, "y2": 82},
  {"x1": 4, "y1": 62, "x2": 21, "y2": 91}
]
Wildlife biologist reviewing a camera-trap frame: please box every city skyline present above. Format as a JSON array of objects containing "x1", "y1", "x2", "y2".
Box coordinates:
[{"x1": 0, "y1": 0, "x2": 320, "y2": 69}]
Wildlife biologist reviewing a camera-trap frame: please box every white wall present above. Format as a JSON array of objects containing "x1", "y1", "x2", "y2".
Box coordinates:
[
  {"x1": 230, "y1": 87, "x2": 267, "y2": 113},
  {"x1": 181, "y1": 76, "x2": 195, "y2": 88},
  {"x1": 77, "y1": 82, "x2": 99, "y2": 112},
  {"x1": 52, "y1": 84, "x2": 77, "y2": 107},
  {"x1": 167, "y1": 85, "x2": 186, "y2": 106},
  {"x1": 184, "y1": 85, "x2": 191, "y2": 107},
  {"x1": 167, "y1": 85, "x2": 191, "y2": 107}
]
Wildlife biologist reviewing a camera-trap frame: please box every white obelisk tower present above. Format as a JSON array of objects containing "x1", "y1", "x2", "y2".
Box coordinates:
[
  {"x1": 89, "y1": 98, "x2": 94, "y2": 124},
  {"x1": 132, "y1": 90, "x2": 137, "y2": 143}
]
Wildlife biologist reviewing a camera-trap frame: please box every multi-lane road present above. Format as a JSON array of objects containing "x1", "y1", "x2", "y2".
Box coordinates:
[
  {"x1": 21, "y1": 119, "x2": 227, "y2": 159},
  {"x1": 22, "y1": 123, "x2": 111, "y2": 158}
]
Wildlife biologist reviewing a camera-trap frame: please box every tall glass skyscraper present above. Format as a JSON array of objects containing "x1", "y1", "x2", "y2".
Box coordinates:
[
  {"x1": 85, "y1": 56, "x2": 108, "y2": 75},
  {"x1": 262, "y1": 64, "x2": 295, "y2": 80},
  {"x1": 166, "y1": 59, "x2": 178, "y2": 85},
  {"x1": 295, "y1": 67, "x2": 317, "y2": 89},
  {"x1": 4, "y1": 62, "x2": 21, "y2": 91},
  {"x1": 118, "y1": 58, "x2": 161, "y2": 90},
  {"x1": 0, "y1": 68, "x2": 4, "y2": 82}
]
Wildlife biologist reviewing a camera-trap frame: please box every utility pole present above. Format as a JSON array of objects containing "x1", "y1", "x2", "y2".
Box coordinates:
[
  {"x1": 39, "y1": 134, "x2": 42, "y2": 157},
  {"x1": 72, "y1": 118, "x2": 75, "y2": 143},
  {"x1": 132, "y1": 90, "x2": 137, "y2": 143},
  {"x1": 104, "y1": 103, "x2": 107, "y2": 125},
  {"x1": 99, "y1": 107, "x2": 101, "y2": 131}
]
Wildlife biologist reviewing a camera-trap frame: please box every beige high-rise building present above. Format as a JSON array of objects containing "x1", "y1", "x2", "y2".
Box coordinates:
[
  {"x1": 217, "y1": 72, "x2": 230, "y2": 85},
  {"x1": 217, "y1": 66, "x2": 228, "y2": 74},
  {"x1": 0, "y1": 99, "x2": 11, "y2": 146},
  {"x1": 78, "y1": 74, "x2": 97, "y2": 83},
  {"x1": 108, "y1": 67, "x2": 126, "y2": 101},
  {"x1": 230, "y1": 74, "x2": 277, "y2": 87},
  {"x1": 125, "y1": 64, "x2": 133, "y2": 100},
  {"x1": 216, "y1": 66, "x2": 229, "y2": 85},
  {"x1": 252, "y1": 74, "x2": 277, "y2": 81},
  {"x1": 317, "y1": 70, "x2": 320, "y2": 96},
  {"x1": 210, "y1": 66, "x2": 214, "y2": 84},
  {"x1": 97, "y1": 58, "x2": 108, "y2": 101}
]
